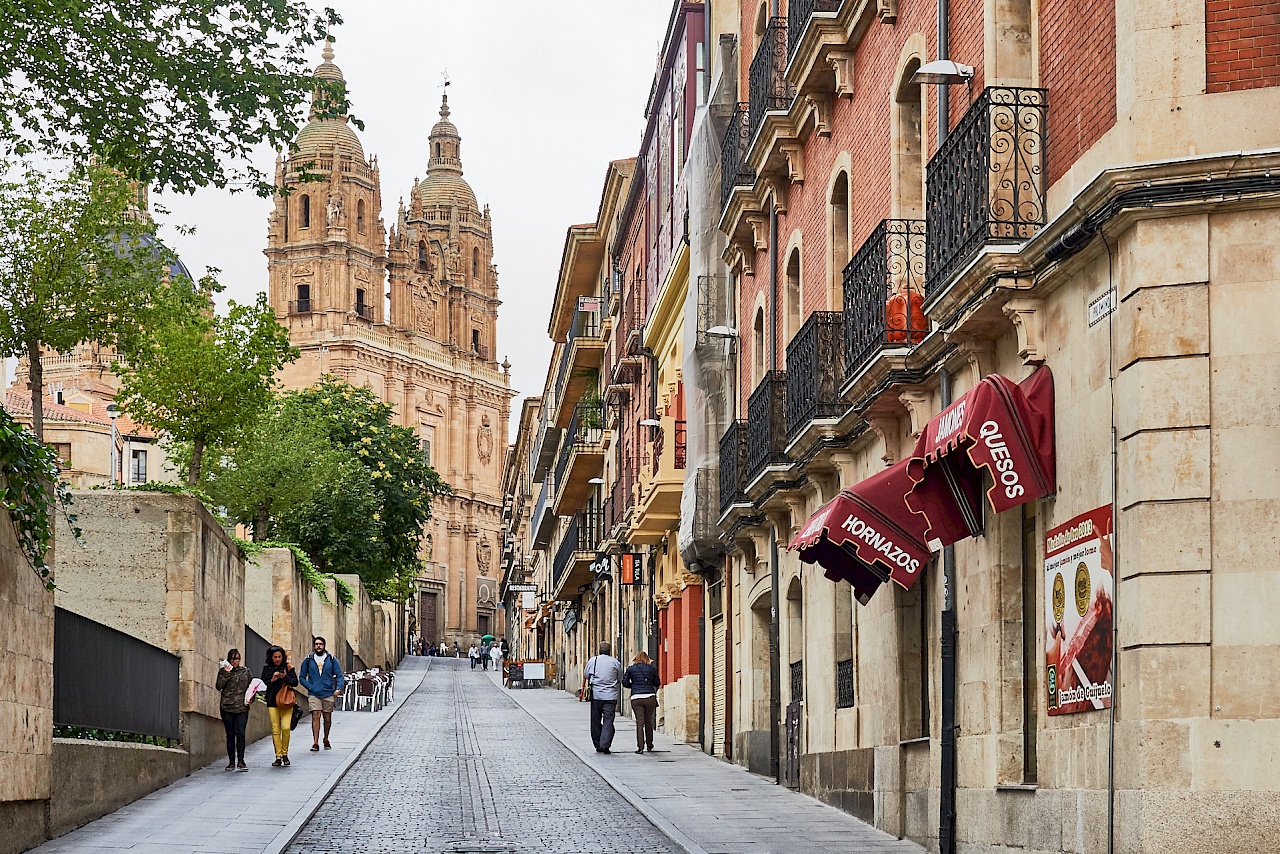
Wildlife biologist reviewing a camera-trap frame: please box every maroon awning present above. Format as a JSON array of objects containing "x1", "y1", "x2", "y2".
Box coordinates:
[
  {"x1": 905, "y1": 366, "x2": 1056, "y2": 548},
  {"x1": 788, "y1": 460, "x2": 931, "y2": 605}
]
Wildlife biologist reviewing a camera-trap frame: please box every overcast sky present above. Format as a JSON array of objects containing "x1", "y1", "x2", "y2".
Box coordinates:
[{"x1": 150, "y1": 1, "x2": 673, "y2": 442}]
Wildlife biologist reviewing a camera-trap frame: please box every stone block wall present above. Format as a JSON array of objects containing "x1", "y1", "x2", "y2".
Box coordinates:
[
  {"x1": 246, "y1": 547, "x2": 315, "y2": 670},
  {"x1": 54, "y1": 491, "x2": 244, "y2": 771},
  {"x1": 312, "y1": 577, "x2": 349, "y2": 669},
  {"x1": 335, "y1": 574, "x2": 375, "y2": 669},
  {"x1": 0, "y1": 512, "x2": 53, "y2": 854}
]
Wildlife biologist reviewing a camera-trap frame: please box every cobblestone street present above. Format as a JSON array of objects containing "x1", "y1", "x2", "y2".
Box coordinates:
[{"x1": 287, "y1": 658, "x2": 682, "y2": 854}]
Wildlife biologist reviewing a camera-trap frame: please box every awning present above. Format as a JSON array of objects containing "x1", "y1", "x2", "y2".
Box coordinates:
[
  {"x1": 906, "y1": 365, "x2": 1056, "y2": 547},
  {"x1": 788, "y1": 460, "x2": 931, "y2": 605}
]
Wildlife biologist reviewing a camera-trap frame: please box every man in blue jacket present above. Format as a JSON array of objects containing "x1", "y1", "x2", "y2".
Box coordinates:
[{"x1": 299, "y1": 636, "x2": 345, "y2": 751}]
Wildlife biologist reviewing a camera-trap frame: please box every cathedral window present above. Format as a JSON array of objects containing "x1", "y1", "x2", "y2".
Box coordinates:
[
  {"x1": 356, "y1": 288, "x2": 368, "y2": 318},
  {"x1": 357, "y1": 199, "x2": 366, "y2": 233},
  {"x1": 295, "y1": 284, "x2": 311, "y2": 313},
  {"x1": 418, "y1": 241, "x2": 429, "y2": 271},
  {"x1": 472, "y1": 247, "x2": 480, "y2": 278},
  {"x1": 435, "y1": 143, "x2": 442, "y2": 158},
  {"x1": 300, "y1": 194, "x2": 311, "y2": 229}
]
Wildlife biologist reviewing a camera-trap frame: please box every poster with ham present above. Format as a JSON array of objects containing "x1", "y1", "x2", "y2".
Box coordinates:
[{"x1": 1044, "y1": 505, "x2": 1114, "y2": 715}]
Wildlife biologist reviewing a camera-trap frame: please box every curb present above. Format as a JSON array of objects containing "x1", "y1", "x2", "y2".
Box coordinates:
[
  {"x1": 262, "y1": 658, "x2": 432, "y2": 854},
  {"x1": 496, "y1": 676, "x2": 710, "y2": 854}
]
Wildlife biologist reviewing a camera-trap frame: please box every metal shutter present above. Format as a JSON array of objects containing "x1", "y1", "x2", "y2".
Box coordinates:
[{"x1": 711, "y1": 616, "x2": 726, "y2": 755}]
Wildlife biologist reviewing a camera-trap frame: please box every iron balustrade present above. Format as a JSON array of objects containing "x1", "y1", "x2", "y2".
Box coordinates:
[
  {"x1": 531, "y1": 478, "x2": 553, "y2": 549},
  {"x1": 749, "y1": 18, "x2": 793, "y2": 142},
  {"x1": 569, "y1": 309, "x2": 601, "y2": 342},
  {"x1": 355, "y1": 303, "x2": 373, "y2": 320},
  {"x1": 790, "y1": 659, "x2": 804, "y2": 704},
  {"x1": 552, "y1": 342, "x2": 573, "y2": 408},
  {"x1": 785, "y1": 311, "x2": 845, "y2": 440},
  {"x1": 608, "y1": 475, "x2": 626, "y2": 531},
  {"x1": 552, "y1": 509, "x2": 604, "y2": 592},
  {"x1": 568, "y1": 400, "x2": 605, "y2": 447},
  {"x1": 842, "y1": 219, "x2": 928, "y2": 380},
  {"x1": 288, "y1": 299, "x2": 311, "y2": 314},
  {"x1": 746, "y1": 372, "x2": 788, "y2": 481},
  {"x1": 719, "y1": 420, "x2": 749, "y2": 514},
  {"x1": 836, "y1": 658, "x2": 855, "y2": 708},
  {"x1": 925, "y1": 87, "x2": 1047, "y2": 297},
  {"x1": 721, "y1": 103, "x2": 753, "y2": 210},
  {"x1": 674, "y1": 420, "x2": 687, "y2": 470},
  {"x1": 54, "y1": 608, "x2": 180, "y2": 741},
  {"x1": 787, "y1": 0, "x2": 841, "y2": 56},
  {"x1": 651, "y1": 425, "x2": 665, "y2": 475},
  {"x1": 553, "y1": 435, "x2": 573, "y2": 492}
]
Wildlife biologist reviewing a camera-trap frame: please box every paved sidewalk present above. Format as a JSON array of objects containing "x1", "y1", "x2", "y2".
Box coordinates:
[
  {"x1": 33, "y1": 657, "x2": 430, "y2": 854},
  {"x1": 488, "y1": 670, "x2": 925, "y2": 854}
]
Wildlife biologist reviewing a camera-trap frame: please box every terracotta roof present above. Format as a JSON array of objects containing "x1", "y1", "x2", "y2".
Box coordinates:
[{"x1": 3, "y1": 390, "x2": 111, "y2": 426}]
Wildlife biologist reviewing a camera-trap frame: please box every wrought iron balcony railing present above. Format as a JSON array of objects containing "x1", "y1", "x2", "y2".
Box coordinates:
[
  {"x1": 355, "y1": 303, "x2": 373, "y2": 320},
  {"x1": 607, "y1": 475, "x2": 627, "y2": 532},
  {"x1": 721, "y1": 103, "x2": 753, "y2": 210},
  {"x1": 790, "y1": 659, "x2": 804, "y2": 703},
  {"x1": 925, "y1": 86, "x2": 1047, "y2": 297},
  {"x1": 746, "y1": 372, "x2": 788, "y2": 482},
  {"x1": 287, "y1": 299, "x2": 311, "y2": 314},
  {"x1": 843, "y1": 219, "x2": 928, "y2": 381},
  {"x1": 718, "y1": 420, "x2": 749, "y2": 515},
  {"x1": 567, "y1": 400, "x2": 604, "y2": 447},
  {"x1": 836, "y1": 658, "x2": 855, "y2": 708},
  {"x1": 674, "y1": 420, "x2": 687, "y2": 470},
  {"x1": 787, "y1": 0, "x2": 841, "y2": 57},
  {"x1": 569, "y1": 309, "x2": 601, "y2": 342},
  {"x1": 552, "y1": 509, "x2": 604, "y2": 592},
  {"x1": 785, "y1": 312, "x2": 845, "y2": 440},
  {"x1": 749, "y1": 18, "x2": 793, "y2": 142}
]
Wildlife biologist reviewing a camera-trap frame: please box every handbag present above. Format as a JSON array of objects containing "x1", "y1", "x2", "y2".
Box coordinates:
[
  {"x1": 582, "y1": 683, "x2": 593, "y2": 702},
  {"x1": 289, "y1": 704, "x2": 304, "y2": 730},
  {"x1": 278, "y1": 683, "x2": 296, "y2": 708}
]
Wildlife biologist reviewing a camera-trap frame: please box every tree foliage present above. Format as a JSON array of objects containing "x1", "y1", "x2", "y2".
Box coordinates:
[
  {"x1": 0, "y1": 1, "x2": 353, "y2": 194},
  {"x1": 0, "y1": 163, "x2": 177, "y2": 441},
  {"x1": 115, "y1": 289, "x2": 297, "y2": 485},
  {"x1": 206, "y1": 378, "x2": 450, "y2": 600}
]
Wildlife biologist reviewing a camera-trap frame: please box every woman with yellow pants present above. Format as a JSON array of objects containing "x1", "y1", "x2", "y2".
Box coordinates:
[{"x1": 261, "y1": 645, "x2": 298, "y2": 766}]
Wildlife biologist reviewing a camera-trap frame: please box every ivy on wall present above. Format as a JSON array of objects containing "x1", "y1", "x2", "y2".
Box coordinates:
[
  {"x1": 0, "y1": 408, "x2": 79, "y2": 589},
  {"x1": 235, "y1": 537, "x2": 355, "y2": 606}
]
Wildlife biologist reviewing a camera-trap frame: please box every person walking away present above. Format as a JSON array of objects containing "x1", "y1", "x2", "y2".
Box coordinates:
[
  {"x1": 468, "y1": 643, "x2": 479, "y2": 670},
  {"x1": 490, "y1": 642, "x2": 504, "y2": 678},
  {"x1": 216, "y1": 649, "x2": 252, "y2": 771},
  {"x1": 299, "y1": 636, "x2": 345, "y2": 752},
  {"x1": 623, "y1": 651, "x2": 661, "y2": 754},
  {"x1": 261, "y1": 646, "x2": 298, "y2": 767},
  {"x1": 583, "y1": 642, "x2": 624, "y2": 754}
]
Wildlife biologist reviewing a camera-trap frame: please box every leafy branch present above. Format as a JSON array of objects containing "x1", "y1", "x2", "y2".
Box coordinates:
[{"x1": 0, "y1": 408, "x2": 81, "y2": 589}]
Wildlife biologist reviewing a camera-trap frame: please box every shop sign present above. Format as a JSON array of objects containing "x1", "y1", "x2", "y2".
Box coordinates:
[
  {"x1": 520, "y1": 591, "x2": 537, "y2": 610},
  {"x1": 1088, "y1": 289, "x2": 1116, "y2": 327},
  {"x1": 563, "y1": 609, "x2": 578, "y2": 634},
  {"x1": 619, "y1": 552, "x2": 644, "y2": 585},
  {"x1": 1044, "y1": 505, "x2": 1114, "y2": 715},
  {"x1": 578, "y1": 296, "x2": 601, "y2": 313},
  {"x1": 509, "y1": 584, "x2": 537, "y2": 592}
]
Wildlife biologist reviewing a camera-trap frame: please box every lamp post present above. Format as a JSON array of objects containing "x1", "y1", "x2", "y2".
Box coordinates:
[{"x1": 106, "y1": 403, "x2": 121, "y2": 485}]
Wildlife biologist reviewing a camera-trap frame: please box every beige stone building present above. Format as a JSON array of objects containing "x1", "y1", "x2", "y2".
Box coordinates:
[{"x1": 265, "y1": 48, "x2": 513, "y2": 647}]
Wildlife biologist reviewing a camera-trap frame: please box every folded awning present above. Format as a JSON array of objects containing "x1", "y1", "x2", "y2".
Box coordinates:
[
  {"x1": 906, "y1": 365, "x2": 1056, "y2": 547},
  {"x1": 788, "y1": 460, "x2": 931, "y2": 605}
]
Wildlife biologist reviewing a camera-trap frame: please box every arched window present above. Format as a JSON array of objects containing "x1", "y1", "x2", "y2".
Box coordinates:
[
  {"x1": 784, "y1": 248, "x2": 801, "y2": 345},
  {"x1": 356, "y1": 199, "x2": 365, "y2": 234},
  {"x1": 786, "y1": 576, "x2": 804, "y2": 705},
  {"x1": 829, "y1": 173, "x2": 850, "y2": 310},
  {"x1": 894, "y1": 61, "x2": 925, "y2": 219},
  {"x1": 300, "y1": 194, "x2": 310, "y2": 229},
  {"x1": 418, "y1": 241, "x2": 429, "y2": 271},
  {"x1": 472, "y1": 247, "x2": 480, "y2": 279},
  {"x1": 435, "y1": 142, "x2": 442, "y2": 158},
  {"x1": 752, "y1": 306, "x2": 766, "y2": 386}
]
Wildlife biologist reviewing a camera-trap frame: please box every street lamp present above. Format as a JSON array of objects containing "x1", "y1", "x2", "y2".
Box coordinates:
[
  {"x1": 105, "y1": 403, "x2": 122, "y2": 485},
  {"x1": 910, "y1": 59, "x2": 974, "y2": 86},
  {"x1": 705, "y1": 325, "x2": 738, "y2": 339},
  {"x1": 639, "y1": 418, "x2": 661, "y2": 428}
]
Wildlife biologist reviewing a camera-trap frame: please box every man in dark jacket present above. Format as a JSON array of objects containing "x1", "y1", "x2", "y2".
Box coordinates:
[
  {"x1": 299, "y1": 636, "x2": 345, "y2": 752},
  {"x1": 622, "y1": 651, "x2": 661, "y2": 753}
]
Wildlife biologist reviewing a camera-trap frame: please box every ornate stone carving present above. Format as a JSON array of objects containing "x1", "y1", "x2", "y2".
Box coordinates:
[
  {"x1": 326, "y1": 192, "x2": 344, "y2": 227},
  {"x1": 477, "y1": 538, "x2": 492, "y2": 572},
  {"x1": 827, "y1": 50, "x2": 855, "y2": 98},
  {"x1": 878, "y1": 0, "x2": 898, "y2": 23},
  {"x1": 478, "y1": 413, "x2": 493, "y2": 466},
  {"x1": 1003, "y1": 298, "x2": 1046, "y2": 364}
]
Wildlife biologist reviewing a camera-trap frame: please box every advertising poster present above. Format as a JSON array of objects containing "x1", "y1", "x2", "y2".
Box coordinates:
[{"x1": 1044, "y1": 505, "x2": 1114, "y2": 715}]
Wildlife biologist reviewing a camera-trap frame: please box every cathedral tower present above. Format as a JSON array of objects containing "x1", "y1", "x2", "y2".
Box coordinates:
[{"x1": 388, "y1": 92, "x2": 499, "y2": 363}]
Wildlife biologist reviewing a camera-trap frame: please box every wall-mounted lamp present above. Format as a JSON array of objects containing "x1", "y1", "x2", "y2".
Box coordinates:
[
  {"x1": 639, "y1": 418, "x2": 661, "y2": 427},
  {"x1": 706, "y1": 325, "x2": 739, "y2": 339},
  {"x1": 587, "y1": 477, "x2": 605, "y2": 485},
  {"x1": 910, "y1": 60, "x2": 974, "y2": 86}
]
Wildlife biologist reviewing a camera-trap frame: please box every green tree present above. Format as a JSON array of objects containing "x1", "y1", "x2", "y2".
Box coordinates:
[
  {"x1": 115, "y1": 289, "x2": 297, "y2": 485},
  {"x1": 0, "y1": 2, "x2": 352, "y2": 194},
  {"x1": 0, "y1": 163, "x2": 176, "y2": 441}
]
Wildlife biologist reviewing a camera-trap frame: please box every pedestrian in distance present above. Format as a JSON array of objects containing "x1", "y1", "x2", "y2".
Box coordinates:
[
  {"x1": 299, "y1": 636, "x2": 345, "y2": 752},
  {"x1": 261, "y1": 645, "x2": 298, "y2": 767},
  {"x1": 468, "y1": 643, "x2": 479, "y2": 670},
  {"x1": 582, "y1": 642, "x2": 624, "y2": 754},
  {"x1": 622, "y1": 651, "x2": 661, "y2": 754},
  {"x1": 216, "y1": 649, "x2": 252, "y2": 771},
  {"x1": 489, "y1": 642, "x2": 504, "y2": 676},
  {"x1": 480, "y1": 642, "x2": 490, "y2": 671}
]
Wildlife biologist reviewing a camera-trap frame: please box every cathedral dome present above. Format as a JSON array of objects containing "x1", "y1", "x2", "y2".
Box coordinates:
[
  {"x1": 416, "y1": 92, "x2": 477, "y2": 210},
  {"x1": 291, "y1": 44, "x2": 365, "y2": 160}
]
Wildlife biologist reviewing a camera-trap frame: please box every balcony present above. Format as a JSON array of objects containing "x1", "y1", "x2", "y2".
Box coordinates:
[
  {"x1": 287, "y1": 299, "x2": 311, "y2": 315},
  {"x1": 843, "y1": 219, "x2": 928, "y2": 383},
  {"x1": 746, "y1": 372, "x2": 788, "y2": 483},
  {"x1": 721, "y1": 103, "x2": 753, "y2": 211},
  {"x1": 630, "y1": 417, "x2": 686, "y2": 545},
  {"x1": 531, "y1": 478, "x2": 556, "y2": 550},
  {"x1": 553, "y1": 310, "x2": 604, "y2": 428},
  {"x1": 787, "y1": 0, "x2": 841, "y2": 57},
  {"x1": 785, "y1": 312, "x2": 845, "y2": 441},
  {"x1": 531, "y1": 411, "x2": 562, "y2": 482},
  {"x1": 749, "y1": 18, "x2": 793, "y2": 142},
  {"x1": 925, "y1": 87, "x2": 1048, "y2": 297},
  {"x1": 719, "y1": 420, "x2": 750, "y2": 516},
  {"x1": 552, "y1": 509, "x2": 604, "y2": 600},
  {"x1": 551, "y1": 400, "x2": 605, "y2": 517},
  {"x1": 355, "y1": 303, "x2": 373, "y2": 321}
]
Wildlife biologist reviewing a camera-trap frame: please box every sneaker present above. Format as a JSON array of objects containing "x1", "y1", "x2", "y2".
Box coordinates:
[
  {"x1": 323, "y1": 739, "x2": 331, "y2": 750},
  {"x1": 237, "y1": 762, "x2": 248, "y2": 772},
  {"x1": 271, "y1": 758, "x2": 282, "y2": 767},
  {"x1": 309, "y1": 744, "x2": 320, "y2": 752},
  {"x1": 225, "y1": 762, "x2": 235, "y2": 771},
  {"x1": 281, "y1": 756, "x2": 291, "y2": 766}
]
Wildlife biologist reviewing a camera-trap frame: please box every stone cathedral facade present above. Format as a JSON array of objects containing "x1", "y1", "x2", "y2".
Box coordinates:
[{"x1": 265, "y1": 47, "x2": 512, "y2": 646}]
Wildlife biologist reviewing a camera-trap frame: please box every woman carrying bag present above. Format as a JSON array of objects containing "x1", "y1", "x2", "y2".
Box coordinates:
[
  {"x1": 622, "y1": 651, "x2": 661, "y2": 754},
  {"x1": 215, "y1": 648, "x2": 252, "y2": 771},
  {"x1": 261, "y1": 645, "x2": 298, "y2": 767}
]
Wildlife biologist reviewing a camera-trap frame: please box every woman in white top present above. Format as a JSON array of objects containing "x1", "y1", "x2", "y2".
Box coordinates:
[{"x1": 468, "y1": 644, "x2": 479, "y2": 669}]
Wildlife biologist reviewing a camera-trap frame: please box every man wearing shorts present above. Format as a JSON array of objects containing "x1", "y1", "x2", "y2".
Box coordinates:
[{"x1": 299, "y1": 636, "x2": 346, "y2": 751}]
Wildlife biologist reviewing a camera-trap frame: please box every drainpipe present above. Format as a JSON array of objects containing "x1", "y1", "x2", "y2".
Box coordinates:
[
  {"x1": 768, "y1": 197, "x2": 782, "y2": 784},
  {"x1": 937, "y1": 0, "x2": 950, "y2": 145},
  {"x1": 939, "y1": 369, "x2": 958, "y2": 854}
]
